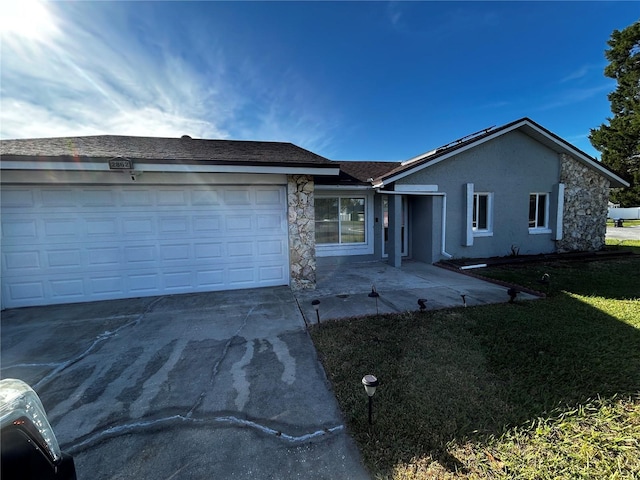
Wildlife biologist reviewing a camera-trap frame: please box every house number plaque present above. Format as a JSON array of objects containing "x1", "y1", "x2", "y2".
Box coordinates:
[{"x1": 109, "y1": 158, "x2": 133, "y2": 170}]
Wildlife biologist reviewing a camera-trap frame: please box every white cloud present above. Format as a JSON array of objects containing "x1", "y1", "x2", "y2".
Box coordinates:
[
  {"x1": 534, "y1": 83, "x2": 613, "y2": 112},
  {"x1": 0, "y1": 1, "x2": 337, "y2": 155},
  {"x1": 559, "y1": 64, "x2": 605, "y2": 84}
]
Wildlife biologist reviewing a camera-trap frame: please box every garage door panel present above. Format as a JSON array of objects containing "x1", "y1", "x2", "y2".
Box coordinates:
[
  {"x1": 160, "y1": 244, "x2": 192, "y2": 262},
  {"x1": 196, "y1": 269, "x2": 225, "y2": 288},
  {"x1": 121, "y1": 189, "x2": 154, "y2": 206},
  {"x1": 226, "y1": 215, "x2": 253, "y2": 232},
  {"x1": 157, "y1": 189, "x2": 189, "y2": 206},
  {"x1": 1, "y1": 188, "x2": 36, "y2": 207},
  {"x1": 80, "y1": 189, "x2": 117, "y2": 207},
  {"x1": 50, "y1": 277, "x2": 85, "y2": 299},
  {"x1": 224, "y1": 189, "x2": 252, "y2": 205},
  {"x1": 86, "y1": 217, "x2": 120, "y2": 236},
  {"x1": 1, "y1": 184, "x2": 289, "y2": 307},
  {"x1": 259, "y1": 265, "x2": 287, "y2": 282},
  {"x1": 122, "y1": 217, "x2": 155, "y2": 236},
  {"x1": 3, "y1": 250, "x2": 42, "y2": 271},
  {"x1": 47, "y1": 249, "x2": 83, "y2": 268},
  {"x1": 90, "y1": 276, "x2": 123, "y2": 296},
  {"x1": 194, "y1": 243, "x2": 223, "y2": 260},
  {"x1": 193, "y1": 216, "x2": 222, "y2": 232},
  {"x1": 258, "y1": 239, "x2": 285, "y2": 256},
  {"x1": 87, "y1": 247, "x2": 121, "y2": 266},
  {"x1": 2, "y1": 218, "x2": 38, "y2": 241},
  {"x1": 256, "y1": 188, "x2": 283, "y2": 205},
  {"x1": 41, "y1": 189, "x2": 78, "y2": 207},
  {"x1": 191, "y1": 189, "x2": 220, "y2": 206},
  {"x1": 7, "y1": 281, "x2": 45, "y2": 302}
]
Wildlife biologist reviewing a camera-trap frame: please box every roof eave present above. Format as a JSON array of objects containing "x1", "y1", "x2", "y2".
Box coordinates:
[
  {"x1": 378, "y1": 118, "x2": 630, "y2": 188},
  {"x1": 0, "y1": 158, "x2": 340, "y2": 176}
]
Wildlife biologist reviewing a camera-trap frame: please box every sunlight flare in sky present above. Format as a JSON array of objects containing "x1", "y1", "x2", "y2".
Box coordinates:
[
  {"x1": 0, "y1": 0, "x2": 59, "y2": 43},
  {"x1": 0, "y1": 2, "x2": 637, "y2": 160}
]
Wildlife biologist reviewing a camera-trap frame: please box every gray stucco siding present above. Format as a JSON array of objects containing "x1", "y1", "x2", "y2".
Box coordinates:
[{"x1": 397, "y1": 131, "x2": 562, "y2": 259}]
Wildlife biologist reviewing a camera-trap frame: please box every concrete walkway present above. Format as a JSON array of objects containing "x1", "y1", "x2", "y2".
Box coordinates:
[{"x1": 295, "y1": 260, "x2": 539, "y2": 323}]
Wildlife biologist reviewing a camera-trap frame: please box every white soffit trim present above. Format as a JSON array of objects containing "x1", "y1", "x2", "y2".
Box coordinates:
[
  {"x1": 0, "y1": 160, "x2": 339, "y2": 176},
  {"x1": 393, "y1": 184, "x2": 438, "y2": 192}
]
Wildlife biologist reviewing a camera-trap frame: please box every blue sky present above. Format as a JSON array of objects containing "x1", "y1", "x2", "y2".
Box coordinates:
[{"x1": 1, "y1": 1, "x2": 638, "y2": 161}]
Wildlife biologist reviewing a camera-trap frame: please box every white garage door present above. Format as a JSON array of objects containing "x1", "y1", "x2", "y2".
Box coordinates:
[{"x1": 1, "y1": 184, "x2": 289, "y2": 308}]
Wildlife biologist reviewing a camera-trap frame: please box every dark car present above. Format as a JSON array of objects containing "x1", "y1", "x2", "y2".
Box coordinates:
[{"x1": 1, "y1": 378, "x2": 77, "y2": 480}]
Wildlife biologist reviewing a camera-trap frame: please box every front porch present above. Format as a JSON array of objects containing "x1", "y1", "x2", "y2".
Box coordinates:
[{"x1": 294, "y1": 259, "x2": 539, "y2": 323}]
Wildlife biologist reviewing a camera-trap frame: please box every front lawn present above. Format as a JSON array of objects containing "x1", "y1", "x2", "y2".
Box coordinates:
[{"x1": 310, "y1": 256, "x2": 640, "y2": 479}]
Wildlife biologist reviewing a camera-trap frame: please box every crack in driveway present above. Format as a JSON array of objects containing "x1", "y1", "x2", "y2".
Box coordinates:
[
  {"x1": 29, "y1": 297, "x2": 165, "y2": 391},
  {"x1": 65, "y1": 413, "x2": 345, "y2": 455}
]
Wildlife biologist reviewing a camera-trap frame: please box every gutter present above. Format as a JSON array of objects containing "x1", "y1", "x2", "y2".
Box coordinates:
[{"x1": 376, "y1": 189, "x2": 453, "y2": 259}]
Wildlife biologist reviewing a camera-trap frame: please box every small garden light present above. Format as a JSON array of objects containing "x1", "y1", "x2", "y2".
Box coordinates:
[
  {"x1": 362, "y1": 374, "x2": 379, "y2": 425},
  {"x1": 311, "y1": 299, "x2": 321, "y2": 325},
  {"x1": 368, "y1": 286, "x2": 380, "y2": 315}
]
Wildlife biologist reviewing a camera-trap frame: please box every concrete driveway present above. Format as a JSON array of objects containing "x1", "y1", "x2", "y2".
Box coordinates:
[{"x1": 0, "y1": 287, "x2": 369, "y2": 479}]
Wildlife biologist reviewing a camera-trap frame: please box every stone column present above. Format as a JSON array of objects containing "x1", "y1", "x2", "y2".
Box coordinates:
[
  {"x1": 557, "y1": 154, "x2": 610, "y2": 252},
  {"x1": 287, "y1": 175, "x2": 316, "y2": 290}
]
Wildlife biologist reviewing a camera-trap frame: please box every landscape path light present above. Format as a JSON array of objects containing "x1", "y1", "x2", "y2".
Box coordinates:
[
  {"x1": 311, "y1": 299, "x2": 321, "y2": 326},
  {"x1": 368, "y1": 286, "x2": 380, "y2": 315},
  {"x1": 362, "y1": 374, "x2": 379, "y2": 425}
]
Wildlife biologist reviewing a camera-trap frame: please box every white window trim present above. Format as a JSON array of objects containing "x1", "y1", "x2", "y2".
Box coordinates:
[
  {"x1": 315, "y1": 191, "x2": 374, "y2": 257},
  {"x1": 529, "y1": 192, "x2": 551, "y2": 234},
  {"x1": 472, "y1": 192, "x2": 494, "y2": 237}
]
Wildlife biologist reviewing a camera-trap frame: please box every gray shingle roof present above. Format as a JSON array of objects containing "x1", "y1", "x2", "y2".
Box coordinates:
[
  {"x1": 0, "y1": 135, "x2": 335, "y2": 168},
  {"x1": 338, "y1": 161, "x2": 401, "y2": 183}
]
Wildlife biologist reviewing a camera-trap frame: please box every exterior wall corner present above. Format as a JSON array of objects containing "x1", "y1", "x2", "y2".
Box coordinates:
[
  {"x1": 557, "y1": 154, "x2": 610, "y2": 252},
  {"x1": 287, "y1": 175, "x2": 316, "y2": 290}
]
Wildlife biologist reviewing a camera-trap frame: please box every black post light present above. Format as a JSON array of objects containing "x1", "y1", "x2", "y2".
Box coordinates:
[
  {"x1": 368, "y1": 286, "x2": 380, "y2": 315},
  {"x1": 362, "y1": 374, "x2": 379, "y2": 425},
  {"x1": 311, "y1": 299, "x2": 321, "y2": 325}
]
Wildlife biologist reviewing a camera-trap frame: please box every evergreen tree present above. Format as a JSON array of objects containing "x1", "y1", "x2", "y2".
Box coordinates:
[{"x1": 589, "y1": 20, "x2": 640, "y2": 207}]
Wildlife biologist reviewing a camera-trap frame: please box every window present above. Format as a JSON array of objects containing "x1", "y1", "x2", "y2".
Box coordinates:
[
  {"x1": 529, "y1": 193, "x2": 549, "y2": 231},
  {"x1": 473, "y1": 193, "x2": 489, "y2": 231},
  {"x1": 315, "y1": 197, "x2": 365, "y2": 244},
  {"x1": 472, "y1": 192, "x2": 493, "y2": 236}
]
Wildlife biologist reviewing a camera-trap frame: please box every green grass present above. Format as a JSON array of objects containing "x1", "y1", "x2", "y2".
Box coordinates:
[
  {"x1": 606, "y1": 238, "x2": 640, "y2": 254},
  {"x1": 310, "y1": 257, "x2": 640, "y2": 479}
]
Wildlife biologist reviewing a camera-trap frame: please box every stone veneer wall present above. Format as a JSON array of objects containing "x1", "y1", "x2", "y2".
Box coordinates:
[
  {"x1": 287, "y1": 175, "x2": 316, "y2": 290},
  {"x1": 557, "y1": 153, "x2": 610, "y2": 252}
]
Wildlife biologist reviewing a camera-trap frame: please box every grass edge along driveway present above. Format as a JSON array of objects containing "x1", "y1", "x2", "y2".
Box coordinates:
[{"x1": 310, "y1": 256, "x2": 640, "y2": 479}]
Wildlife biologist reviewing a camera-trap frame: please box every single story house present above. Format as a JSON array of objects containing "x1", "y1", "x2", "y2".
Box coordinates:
[
  {"x1": 316, "y1": 117, "x2": 629, "y2": 269},
  {"x1": 0, "y1": 136, "x2": 337, "y2": 308},
  {"x1": 0, "y1": 118, "x2": 629, "y2": 308}
]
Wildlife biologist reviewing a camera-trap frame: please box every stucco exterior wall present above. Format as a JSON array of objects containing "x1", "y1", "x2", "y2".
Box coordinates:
[
  {"x1": 287, "y1": 175, "x2": 316, "y2": 289},
  {"x1": 398, "y1": 131, "x2": 561, "y2": 259},
  {"x1": 557, "y1": 154, "x2": 610, "y2": 252}
]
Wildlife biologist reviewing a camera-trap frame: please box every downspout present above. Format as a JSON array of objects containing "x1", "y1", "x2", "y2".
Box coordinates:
[{"x1": 376, "y1": 190, "x2": 453, "y2": 259}]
